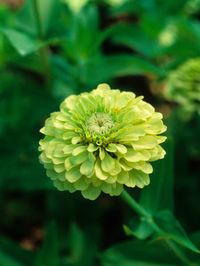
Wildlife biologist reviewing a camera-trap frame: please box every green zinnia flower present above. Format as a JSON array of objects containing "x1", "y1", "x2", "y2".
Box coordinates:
[
  {"x1": 39, "y1": 84, "x2": 167, "y2": 200},
  {"x1": 166, "y1": 58, "x2": 200, "y2": 114}
]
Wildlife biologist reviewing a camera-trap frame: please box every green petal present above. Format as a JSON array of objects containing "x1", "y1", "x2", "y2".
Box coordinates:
[
  {"x1": 117, "y1": 171, "x2": 129, "y2": 184},
  {"x1": 124, "y1": 150, "x2": 151, "y2": 162},
  {"x1": 72, "y1": 145, "x2": 87, "y2": 156},
  {"x1": 110, "y1": 160, "x2": 121, "y2": 176},
  {"x1": 106, "y1": 143, "x2": 117, "y2": 152},
  {"x1": 54, "y1": 164, "x2": 65, "y2": 173},
  {"x1": 87, "y1": 143, "x2": 98, "y2": 152},
  {"x1": 101, "y1": 152, "x2": 116, "y2": 173},
  {"x1": 53, "y1": 145, "x2": 65, "y2": 157},
  {"x1": 132, "y1": 161, "x2": 153, "y2": 174},
  {"x1": 146, "y1": 115, "x2": 167, "y2": 134},
  {"x1": 104, "y1": 175, "x2": 117, "y2": 184},
  {"x1": 65, "y1": 167, "x2": 82, "y2": 183},
  {"x1": 72, "y1": 136, "x2": 81, "y2": 144},
  {"x1": 62, "y1": 131, "x2": 77, "y2": 140},
  {"x1": 114, "y1": 125, "x2": 145, "y2": 141},
  {"x1": 95, "y1": 159, "x2": 108, "y2": 180},
  {"x1": 125, "y1": 170, "x2": 150, "y2": 188},
  {"x1": 149, "y1": 145, "x2": 166, "y2": 161},
  {"x1": 101, "y1": 182, "x2": 123, "y2": 196},
  {"x1": 131, "y1": 136, "x2": 158, "y2": 150},
  {"x1": 44, "y1": 145, "x2": 54, "y2": 159},
  {"x1": 53, "y1": 179, "x2": 75, "y2": 193},
  {"x1": 81, "y1": 185, "x2": 101, "y2": 200},
  {"x1": 39, "y1": 153, "x2": 51, "y2": 164},
  {"x1": 99, "y1": 148, "x2": 105, "y2": 160},
  {"x1": 80, "y1": 156, "x2": 95, "y2": 176},
  {"x1": 119, "y1": 158, "x2": 133, "y2": 171},
  {"x1": 70, "y1": 151, "x2": 88, "y2": 166},
  {"x1": 64, "y1": 157, "x2": 73, "y2": 171},
  {"x1": 116, "y1": 144, "x2": 127, "y2": 154},
  {"x1": 74, "y1": 178, "x2": 89, "y2": 190},
  {"x1": 51, "y1": 157, "x2": 65, "y2": 164},
  {"x1": 46, "y1": 169, "x2": 59, "y2": 180},
  {"x1": 63, "y1": 144, "x2": 77, "y2": 154}
]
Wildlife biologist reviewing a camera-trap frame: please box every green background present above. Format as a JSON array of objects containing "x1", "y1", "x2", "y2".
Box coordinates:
[{"x1": 0, "y1": 0, "x2": 200, "y2": 265}]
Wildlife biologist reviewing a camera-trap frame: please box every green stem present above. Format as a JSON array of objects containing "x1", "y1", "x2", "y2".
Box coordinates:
[
  {"x1": 32, "y1": 0, "x2": 51, "y2": 89},
  {"x1": 121, "y1": 190, "x2": 150, "y2": 218},
  {"x1": 120, "y1": 190, "x2": 191, "y2": 266}
]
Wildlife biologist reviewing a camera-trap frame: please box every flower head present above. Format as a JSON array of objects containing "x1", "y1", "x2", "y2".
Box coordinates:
[
  {"x1": 166, "y1": 58, "x2": 200, "y2": 114},
  {"x1": 39, "y1": 84, "x2": 167, "y2": 200}
]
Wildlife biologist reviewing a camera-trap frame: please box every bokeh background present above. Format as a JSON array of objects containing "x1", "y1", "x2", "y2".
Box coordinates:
[{"x1": 0, "y1": 0, "x2": 200, "y2": 265}]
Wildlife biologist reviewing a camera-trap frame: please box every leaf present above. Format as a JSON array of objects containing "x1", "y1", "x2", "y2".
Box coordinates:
[
  {"x1": 139, "y1": 137, "x2": 174, "y2": 214},
  {"x1": 101, "y1": 239, "x2": 181, "y2": 266},
  {"x1": 86, "y1": 54, "x2": 162, "y2": 85},
  {"x1": 67, "y1": 224, "x2": 97, "y2": 266},
  {"x1": 63, "y1": 5, "x2": 100, "y2": 60},
  {"x1": 154, "y1": 210, "x2": 200, "y2": 253},
  {"x1": 34, "y1": 222, "x2": 59, "y2": 266},
  {"x1": 0, "y1": 253, "x2": 23, "y2": 266},
  {"x1": 36, "y1": 0, "x2": 62, "y2": 36},
  {"x1": 15, "y1": 0, "x2": 62, "y2": 38},
  {"x1": 123, "y1": 216, "x2": 154, "y2": 240},
  {"x1": 1, "y1": 28, "x2": 43, "y2": 56},
  {"x1": 112, "y1": 24, "x2": 164, "y2": 58},
  {"x1": 0, "y1": 237, "x2": 33, "y2": 266}
]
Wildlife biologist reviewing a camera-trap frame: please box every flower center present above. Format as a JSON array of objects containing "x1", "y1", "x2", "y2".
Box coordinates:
[{"x1": 86, "y1": 113, "x2": 114, "y2": 135}]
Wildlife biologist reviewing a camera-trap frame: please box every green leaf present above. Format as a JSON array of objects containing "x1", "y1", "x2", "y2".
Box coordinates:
[
  {"x1": 139, "y1": 138, "x2": 174, "y2": 214},
  {"x1": 123, "y1": 216, "x2": 154, "y2": 240},
  {"x1": 86, "y1": 54, "x2": 162, "y2": 85},
  {"x1": 67, "y1": 224, "x2": 97, "y2": 266},
  {"x1": 63, "y1": 5, "x2": 100, "y2": 61},
  {"x1": 36, "y1": 0, "x2": 62, "y2": 36},
  {"x1": 0, "y1": 253, "x2": 23, "y2": 266},
  {"x1": 112, "y1": 24, "x2": 164, "y2": 58},
  {"x1": 154, "y1": 210, "x2": 200, "y2": 253},
  {"x1": 101, "y1": 239, "x2": 181, "y2": 266},
  {"x1": 1, "y1": 28, "x2": 43, "y2": 56},
  {"x1": 15, "y1": 0, "x2": 62, "y2": 37},
  {"x1": 0, "y1": 237, "x2": 33, "y2": 266},
  {"x1": 34, "y1": 222, "x2": 59, "y2": 266}
]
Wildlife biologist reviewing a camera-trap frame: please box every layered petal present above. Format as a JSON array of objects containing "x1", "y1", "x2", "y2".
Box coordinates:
[{"x1": 39, "y1": 83, "x2": 167, "y2": 200}]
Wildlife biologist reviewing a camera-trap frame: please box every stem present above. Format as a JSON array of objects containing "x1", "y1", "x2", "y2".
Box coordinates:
[
  {"x1": 120, "y1": 190, "x2": 191, "y2": 266},
  {"x1": 121, "y1": 190, "x2": 150, "y2": 218},
  {"x1": 32, "y1": 0, "x2": 51, "y2": 89}
]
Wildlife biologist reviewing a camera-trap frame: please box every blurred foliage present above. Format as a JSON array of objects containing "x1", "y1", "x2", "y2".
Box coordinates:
[{"x1": 0, "y1": 0, "x2": 200, "y2": 265}]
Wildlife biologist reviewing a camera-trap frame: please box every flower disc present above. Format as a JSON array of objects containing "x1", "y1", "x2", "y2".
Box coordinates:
[{"x1": 39, "y1": 84, "x2": 167, "y2": 200}]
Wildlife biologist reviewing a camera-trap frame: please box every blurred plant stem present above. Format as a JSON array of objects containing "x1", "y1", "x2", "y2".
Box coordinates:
[
  {"x1": 121, "y1": 190, "x2": 192, "y2": 266},
  {"x1": 32, "y1": 0, "x2": 51, "y2": 90}
]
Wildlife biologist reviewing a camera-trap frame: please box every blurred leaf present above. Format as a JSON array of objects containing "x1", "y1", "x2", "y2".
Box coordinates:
[
  {"x1": 101, "y1": 239, "x2": 181, "y2": 266},
  {"x1": 0, "y1": 253, "x2": 23, "y2": 266},
  {"x1": 36, "y1": 0, "x2": 62, "y2": 36},
  {"x1": 63, "y1": 5, "x2": 100, "y2": 61},
  {"x1": 112, "y1": 23, "x2": 164, "y2": 58},
  {"x1": 0, "y1": 237, "x2": 33, "y2": 266},
  {"x1": 34, "y1": 221, "x2": 59, "y2": 266},
  {"x1": 1, "y1": 28, "x2": 43, "y2": 56},
  {"x1": 67, "y1": 224, "x2": 97, "y2": 266},
  {"x1": 191, "y1": 231, "x2": 200, "y2": 249},
  {"x1": 123, "y1": 216, "x2": 154, "y2": 240},
  {"x1": 155, "y1": 210, "x2": 200, "y2": 253},
  {"x1": 139, "y1": 138, "x2": 174, "y2": 214},
  {"x1": 15, "y1": 0, "x2": 62, "y2": 38},
  {"x1": 86, "y1": 54, "x2": 162, "y2": 85},
  {"x1": 164, "y1": 18, "x2": 200, "y2": 57}
]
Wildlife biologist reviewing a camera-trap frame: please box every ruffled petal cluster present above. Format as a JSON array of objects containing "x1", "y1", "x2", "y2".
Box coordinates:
[
  {"x1": 166, "y1": 58, "x2": 200, "y2": 113},
  {"x1": 39, "y1": 84, "x2": 167, "y2": 200}
]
